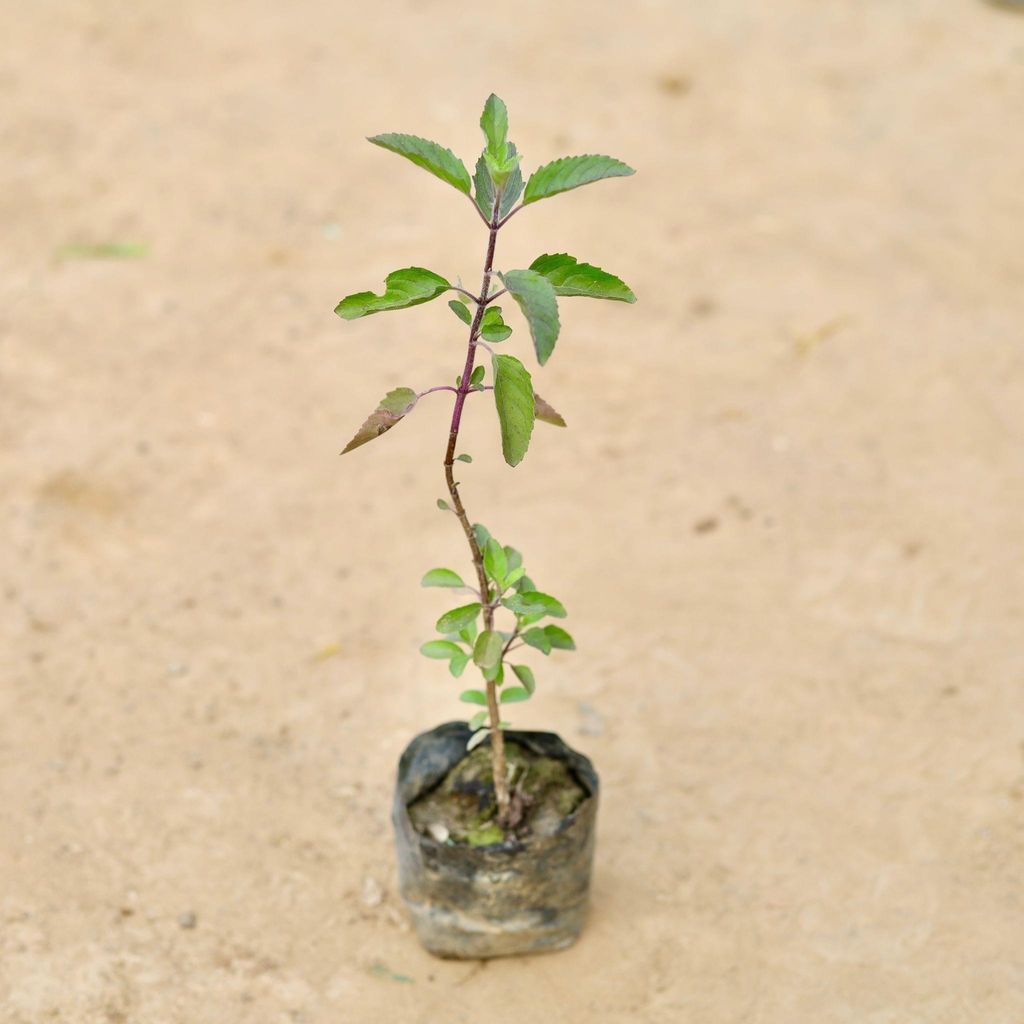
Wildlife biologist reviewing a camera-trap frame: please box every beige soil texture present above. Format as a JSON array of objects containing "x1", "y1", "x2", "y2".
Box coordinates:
[{"x1": 2, "y1": 2, "x2": 1023, "y2": 1021}]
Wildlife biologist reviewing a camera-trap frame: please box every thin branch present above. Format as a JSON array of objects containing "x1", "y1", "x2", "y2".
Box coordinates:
[
  {"x1": 473, "y1": 338, "x2": 496, "y2": 357},
  {"x1": 449, "y1": 286, "x2": 482, "y2": 305},
  {"x1": 484, "y1": 288, "x2": 506, "y2": 305},
  {"x1": 466, "y1": 194, "x2": 490, "y2": 227},
  {"x1": 417, "y1": 384, "x2": 458, "y2": 399},
  {"x1": 496, "y1": 204, "x2": 524, "y2": 228}
]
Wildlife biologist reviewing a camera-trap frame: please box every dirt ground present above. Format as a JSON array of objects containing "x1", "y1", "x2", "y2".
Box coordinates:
[{"x1": 2, "y1": 2, "x2": 1023, "y2": 1021}]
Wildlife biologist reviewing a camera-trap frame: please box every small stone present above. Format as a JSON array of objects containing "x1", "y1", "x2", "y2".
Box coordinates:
[
  {"x1": 178, "y1": 912, "x2": 197, "y2": 929},
  {"x1": 426, "y1": 822, "x2": 449, "y2": 843},
  {"x1": 361, "y1": 877, "x2": 383, "y2": 908}
]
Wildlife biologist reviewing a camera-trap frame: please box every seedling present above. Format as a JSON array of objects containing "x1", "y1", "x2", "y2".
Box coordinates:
[{"x1": 337, "y1": 95, "x2": 635, "y2": 828}]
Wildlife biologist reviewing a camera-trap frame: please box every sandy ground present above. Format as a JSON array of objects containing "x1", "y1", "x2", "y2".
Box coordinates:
[{"x1": 2, "y1": 1, "x2": 1023, "y2": 1021}]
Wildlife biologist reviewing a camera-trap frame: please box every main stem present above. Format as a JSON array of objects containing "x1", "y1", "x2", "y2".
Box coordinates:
[{"x1": 443, "y1": 194, "x2": 512, "y2": 825}]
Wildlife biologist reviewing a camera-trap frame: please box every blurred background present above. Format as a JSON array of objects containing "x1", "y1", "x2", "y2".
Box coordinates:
[{"x1": 2, "y1": 2, "x2": 1023, "y2": 1021}]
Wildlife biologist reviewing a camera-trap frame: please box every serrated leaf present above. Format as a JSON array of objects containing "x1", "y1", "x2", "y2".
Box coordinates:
[
  {"x1": 544, "y1": 624, "x2": 576, "y2": 650},
  {"x1": 421, "y1": 568, "x2": 465, "y2": 588},
  {"x1": 523, "y1": 154, "x2": 635, "y2": 205},
  {"x1": 529, "y1": 253, "x2": 636, "y2": 303},
  {"x1": 473, "y1": 629, "x2": 504, "y2": 670},
  {"x1": 499, "y1": 270, "x2": 560, "y2": 365},
  {"x1": 492, "y1": 354, "x2": 535, "y2": 467},
  {"x1": 368, "y1": 133, "x2": 471, "y2": 195},
  {"x1": 534, "y1": 392, "x2": 567, "y2": 427},
  {"x1": 448, "y1": 299, "x2": 472, "y2": 324},
  {"x1": 480, "y1": 94, "x2": 509, "y2": 160},
  {"x1": 500, "y1": 686, "x2": 530, "y2": 704},
  {"x1": 420, "y1": 640, "x2": 463, "y2": 659},
  {"x1": 469, "y1": 710, "x2": 488, "y2": 731},
  {"x1": 483, "y1": 538, "x2": 508, "y2": 585},
  {"x1": 521, "y1": 627, "x2": 552, "y2": 655},
  {"x1": 449, "y1": 652, "x2": 470, "y2": 677},
  {"x1": 470, "y1": 366, "x2": 485, "y2": 387},
  {"x1": 459, "y1": 689, "x2": 488, "y2": 705},
  {"x1": 335, "y1": 267, "x2": 450, "y2": 319},
  {"x1": 436, "y1": 603, "x2": 481, "y2": 634},
  {"x1": 341, "y1": 387, "x2": 418, "y2": 454},
  {"x1": 511, "y1": 663, "x2": 536, "y2": 695}
]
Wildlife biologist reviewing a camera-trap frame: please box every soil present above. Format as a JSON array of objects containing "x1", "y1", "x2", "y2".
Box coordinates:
[
  {"x1": 3, "y1": 3, "x2": 1024, "y2": 1023},
  {"x1": 407, "y1": 741, "x2": 588, "y2": 845}
]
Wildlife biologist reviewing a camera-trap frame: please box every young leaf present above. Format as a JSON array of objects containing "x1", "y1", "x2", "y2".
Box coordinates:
[
  {"x1": 522, "y1": 627, "x2": 552, "y2": 654},
  {"x1": 504, "y1": 566, "x2": 526, "y2": 588},
  {"x1": 473, "y1": 629, "x2": 504, "y2": 670},
  {"x1": 420, "y1": 640, "x2": 464, "y2": 659},
  {"x1": 341, "y1": 387, "x2": 418, "y2": 454},
  {"x1": 523, "y1": 154, "x2": 635, "y2": 205},
  {"x1": 517, "y1": 590, "x2": 567, "y2": 618},
  {"x1": 492, "y1": 354, "x2": 535, "y2": 467},
  {"x1": 503, "y1": 546, "x2": 523, "y2": 571},
  {"x1": 459, "y1": 689, "x2": 488, "y2": 705},
  {"x1": 481, "y1": 323, "x2": 512, "y2": 342},
  {"x1": 534, "y1": 393, "x2": 567, "y2": 427},
  {"x1": 515, "y1": 574, "x2": 536, "y2": 593},
  {"x1": 482, "y1": 661, "x2": 504, "y2": 684},
  {"x1": 499, "y1": 270, "x2": 560, "y2": 365},
  {"x1": 467, "y1": 728, "x2": 490, "y2": 751},
  {"x1": 469, "y1": 710, "x2": 489, "y2": 731},
  {"x1": 472, "y1": 523, "x2": 492, "y2": 549},
  {"x1": 480, "y1": 94, "x2": 509, "y2": 160},
  {"x1": 459, "y1": 620, "x2": 478, "y2": 645},
  {"x1": 500, "y1": 686, "x2": 530, "y2": 704},
  {"x1": 544, "y1": 624, "x2": 576, "y2": 650},
  {"x1": 469, "y1": 365, "x2": 486, "y2": 387},
  {"x1": 436, "y1": 603, "x2": 481, "y2": 634},
  {"x1": 449, "y1": 299, "x2": 472, "y2": 324},
  {"x1": 335, "y1": 267, "x2": 450, "y2": 319},
  {"x1": 474, "y1": 143, "x2": 524, "y2": 220},
  {"x1": 421, "y1": 568, "x2": 465, "y2": 588},
  {"x1": 483, "y1": 538, "x2": 508, "y2": 585},
  {"x1": 529, "y1": 253, "x2": 636, "y2": 303},
  {"x1": 456, "y1": 452, "x2": 473, "y2": 463},
  {"x1": 437, "y1": 498, "x2": 451, "y2": 511},
  {"x1": 449, "y1": 652, "x2": 470, "y2": 677},
  {"x1": 368, "y1": 133, "x2": 472, "y2": 195},
  {"x1": 511, "y1": 663, "x2": 536, "y2": 695}
]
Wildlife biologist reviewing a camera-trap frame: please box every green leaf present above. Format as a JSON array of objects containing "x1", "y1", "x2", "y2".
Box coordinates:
[
  {"x1": 473, "y1": 629, "x2": 504, "y2": 670},
  {"x1": 480, "y1": 94, "x2": 509, "y2": 160},
  {"x1": 483, "y1": 539, "x2": 508, "y2": 585},
  {"x1": 368, "y1": 133, "x2": 472, "y2": 195},
  {"x1": 449, "y1": 652, "x2": 470, "y2": 678},
  {"x1": 470, "y1": 365, "x2": 486, "y2": 387},
  {"x1": 511, "y1": 664, "x2": 536, "y2": 695},
  {"x1": 472, "y1": 523, "x2": 492, "y2": 549},
  {"x1": 515, "y1": 574, "x2": 536, "y2": 594},
  {"x1": 544, "y1": 624, "x2": 576, "y2": 650},
  {"x1": 529, "y1": 253, "x2": 636, "y2": 303},
  {"x1": 466, "y1": 823, "x2": 504, "y2": 846},
  {"x1": 421, "y1": 568, "x2": 465, "y2": 588},
  {"x1": 534, "y1": 392, "x2": 567, "y2": 427},
  {"x1": 437, "y1": 498, "x2": 451, "y2": 511},
  {"x1": 420, "y1": 640, "x2": 464, "y2": 659},
  {"x1": 335, "y1": 267, "x2": 450, "y2": 320},
  {"x1": 522, "y1": 627, "x2": 552, "y2": 655},
  {"x1": 341, "y1": 387, "x2": 418, "y2": 454},
  {"x1": 480, "y1": 306, "x2": 512, "y2": 342},
  {"x1": 436, "y1": 603, "x2": 481, "y2": 634},
  {"x1": 456, "y1": 452, "x2": 473, "y2": 463},
  {"x1": 482, "y1": 661, "x2": 504, "y2": 684},
  {"x1": 459, "y1": 689, "x2": 488, "y2": 705},
  {"x1": 523, "y1": 154, "x2": 635, "y2": 205},
  {"x1": 481, "y1": 323, "x2": 512, "y2": 342},
  {"x1": 474, "y1": 144, "x2": 523, "y2": 220},
  {"x1": 491, "y1": 354, "x2": 535, "y2": 467},
  {"x1": 468, "y1": 710, "x2": 488, "y2": 731},
  {"x1": 448, "y1": 299, "x2": 472, "y2": 324},
  {"x1": 504, "y1": 566, "x2": 526, "y2": 588},
  {"x1": 458, "y1": 620, "x2": 478, "y2": 645},
  {"x1": 500, "y1": 686, "x2": 530, "y2": 704},
  {"x1": 518, "y1": 591, "x2": 567, "y2": 618},
  {"x1": 499, "y1": 270, "x2": 560, "y2": 365},
  {"x1": 504, "y1": 546, "x2": 523, "y2": 571}
]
